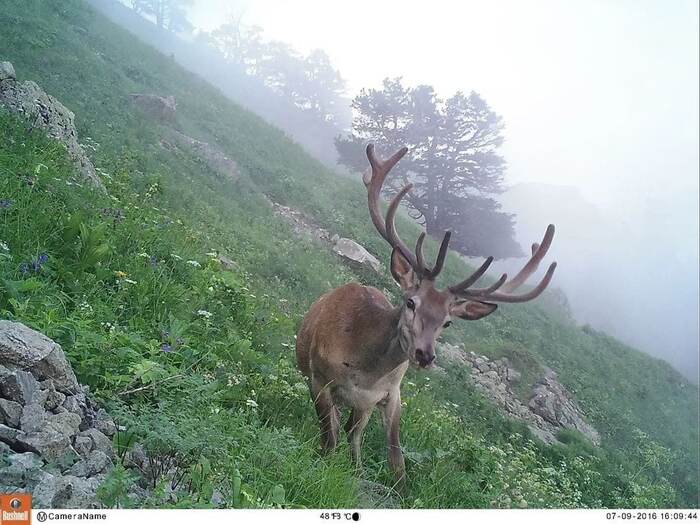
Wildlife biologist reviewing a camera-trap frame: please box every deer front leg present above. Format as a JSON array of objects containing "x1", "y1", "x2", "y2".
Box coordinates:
[
  {"x1": 311, "y1": 378, "x2": 339, "y2": 453},
  {"x1": 380, "y1": 392, "x2": 406, "y2": 487},
  {"x1": 344, "y1": 407, "x2": 372, "y2": 471}
]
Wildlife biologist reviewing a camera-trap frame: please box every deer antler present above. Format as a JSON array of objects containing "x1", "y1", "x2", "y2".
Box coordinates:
[
  {"x1": 364, "y1": 144, "x2": 452, "y2": 280},
  {"x1": 449, "y1": 225, "x2": 557, "y2": 303}
]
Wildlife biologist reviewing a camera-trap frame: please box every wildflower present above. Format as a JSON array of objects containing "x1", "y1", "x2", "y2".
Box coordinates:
[
  {"x1": 205, "y1": 251, "x2": 218, "y2": 257},
  {"x1": 149, "y1": 255, "x2": 158, "y2": 267},
  {"x1": 0, "y1": 199, "x2": 13, "y2": 209},
  {"x1": 19, "y1": 262, "x2": 30, "y2": 276},
  {"x1": 138, "y1": 253, "x2": 150, "y2": 258},
  {"x1": 197, "y1": 309, "x2": 213, "y2": 319},
  {"x1": 0, "y1": 241, "x2": 9, "y2": 252},
  {"x1": 170, "y1": 254, "x2": 182, "y2": 260},
  {"x1": 37, "y1": 253, "x2": 48, "y2": 265},
  {"x1": 161, "y1": 343, "x2": 172, "y2": 353},
  {"x1": 245, "y1": 399, "x2": 258, "y2": 408},
  {"x1": 123, "y1": 278, "x2": 138, "y2": 285},
  {"x1": 186, "y1": 260, "x2": 201, "y2": 268},
  {"x1": 114, "y1": 271, "x2": 128, "y2": 278}
]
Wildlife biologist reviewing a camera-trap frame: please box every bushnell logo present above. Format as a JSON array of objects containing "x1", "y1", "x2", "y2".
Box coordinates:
[{"x1": 0, "y1": 494, "x2": 31, "y2": 525}]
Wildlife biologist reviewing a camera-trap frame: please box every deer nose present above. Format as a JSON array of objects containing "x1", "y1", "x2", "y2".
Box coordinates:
[{"x1": 415, "y1": 348, "x2": 435, "y2": 368}]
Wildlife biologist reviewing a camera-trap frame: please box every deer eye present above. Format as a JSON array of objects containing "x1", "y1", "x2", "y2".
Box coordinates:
[
  {"x1": 443, "y1": 321, "x2": 452, "y2": 328},
  {"x1": 406, "y1": 298, "x2": 416, "y2": 310}
]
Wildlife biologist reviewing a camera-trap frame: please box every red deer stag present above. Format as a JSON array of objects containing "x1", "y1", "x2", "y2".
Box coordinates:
[{"x1": 295, "y1": 144, "x2": 557, "y2": 486}]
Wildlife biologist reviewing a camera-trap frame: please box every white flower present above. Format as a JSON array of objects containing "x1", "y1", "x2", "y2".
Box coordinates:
[
  {"x1": 205, "y1": 251, "x2": 218, "y2": 257},
  {"x1": 171, "y1": 254, "x2": 182, "y2": 260},
  {"x1": 186, "y1": 260, "x2": 201, "y2": 268},
  {"x1": 138, "y1": 253, "x2": 150, "y2": 258},
  {"x1": 197, "y1": 309, "x2": 213, "y2": 319},
  {"x1": 245, "y1": 399, "x2": 258, "y2": 408},
  {"x1": 124, "y1": 278, "x2": 138, "y2": 284},
  {"x1": 0, "y1": 241, "x2": 9, "y2": 252}
]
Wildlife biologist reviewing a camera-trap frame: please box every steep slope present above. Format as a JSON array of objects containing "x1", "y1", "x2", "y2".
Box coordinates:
[{"x1": 0, "y1": 0, "x2": 697, "y2": 508}]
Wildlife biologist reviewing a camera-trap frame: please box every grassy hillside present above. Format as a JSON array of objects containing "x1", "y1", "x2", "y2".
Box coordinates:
[{"x1": 0, "y1": 0, "x2": 697, "y2": 508}]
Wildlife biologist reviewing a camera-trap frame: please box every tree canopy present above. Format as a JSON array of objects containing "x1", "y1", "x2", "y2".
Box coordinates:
[{"x1": 336, "y1": 78, "x2": 522, "y2": 259}]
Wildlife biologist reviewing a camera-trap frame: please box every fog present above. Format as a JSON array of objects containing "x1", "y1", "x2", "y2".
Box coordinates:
[{"x1": 184, "y1": 0, "x2": 699, "y2": 380}]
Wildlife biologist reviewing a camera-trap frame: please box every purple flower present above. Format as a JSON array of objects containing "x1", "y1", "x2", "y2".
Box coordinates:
[
  {"x1": 19, "y1": 262, "x2": 30, "y2": 275},
  {"x1": 0, "y1": 199, "x2": 12, "y2": 209},
  {"x1": 149, "y1": 255, "x2": 158, "y2": 267},
  {"x1": 37, "y1": 253, "x2": 48, "y2": 264},
  {"x1": 161, "y1": 343, "x2": 172, "y2": 353}
]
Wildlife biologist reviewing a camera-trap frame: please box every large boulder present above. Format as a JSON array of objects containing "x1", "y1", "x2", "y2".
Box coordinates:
[
  {"x1": 331, "y1": 237, "x2": 382, "y2": 274},
  {"x1": 0, "y1": 320, "x2": 117, "y2": 507},
  {"x1": 129, "y1": 93, "x2": 177, "y2": 121},
  {"x1": 0, "y1": 61, "x2": 104, "y2": 190},
  {"x1": 0, "y1": 321, "x2": 78, "y2": 393}
]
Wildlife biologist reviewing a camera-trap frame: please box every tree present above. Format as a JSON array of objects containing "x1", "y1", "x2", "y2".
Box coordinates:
[
  {"x1": 335, "y1": 78, "x2": 521, "y2": 259},
  {"x1": 131, "y1": 0, "x2": 192, "y2": 33}
]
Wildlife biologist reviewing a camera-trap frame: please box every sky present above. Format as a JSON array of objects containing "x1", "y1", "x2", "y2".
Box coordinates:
[{"x1": 188, "y1": 0, "x2": 699, "y2": 379}]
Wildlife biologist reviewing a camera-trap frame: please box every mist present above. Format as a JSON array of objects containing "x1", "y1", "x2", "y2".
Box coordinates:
[{"x1": 149, "y1": 0, "x2": 699, "y2": 380}]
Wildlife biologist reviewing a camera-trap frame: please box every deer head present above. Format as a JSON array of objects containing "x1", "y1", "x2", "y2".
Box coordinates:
[{"x1": 364, "y1": 144, "x2": 557, "y2": 368}]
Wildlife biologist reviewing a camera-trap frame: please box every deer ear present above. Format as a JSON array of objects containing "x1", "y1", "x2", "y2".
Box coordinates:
[
  {"x1": 390, "y1": 247, "x2": 418, "y2": 290},
  {"x1": 451, "y1": 301, "x2": 498, "y2": 321}
]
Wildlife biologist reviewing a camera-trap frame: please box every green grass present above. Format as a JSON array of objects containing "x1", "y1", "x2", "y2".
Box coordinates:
[{"x1": 0, "y1": 0, "x2": 697, "y2": 508}]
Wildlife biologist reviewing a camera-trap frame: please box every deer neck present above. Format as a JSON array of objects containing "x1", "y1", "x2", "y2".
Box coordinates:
[{"x1": 360, "y1": 305, "x2": 409, "y2": 378}]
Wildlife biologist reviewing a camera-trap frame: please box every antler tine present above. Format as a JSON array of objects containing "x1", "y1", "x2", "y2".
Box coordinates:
[
  {"x1": 466, "y1": 273, "x2": 508, "y2": 297},
  {"x1": 415, "y1": 232, "x2": 428, "y2": 274},
  {"x1": 364, "y1": 144, "x2": 409, "y2": 243},
  {"x1": 471, "y1": 262, "x2": 557, "y2": 303},
  {"x1": 415, "y1": 230, "x2": 452, "y2": 279},
  {"x1": 499, "y1": 224, "x2": 555, "y2": 294},
  {"x1": 385, "y1": 183, "x2": 420, "y2": 270},
  {"x1": 449, "y1": 256, "x2": 494, "y2": 293}
]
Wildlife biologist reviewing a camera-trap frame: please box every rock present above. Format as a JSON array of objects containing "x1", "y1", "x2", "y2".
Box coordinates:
[
  {"x1": 19, "y1": 403, "x2": 46, "y2": 433},
  {"x1": 46, "y1": 411, "x2": 82, "y2": 438},
  {"x1": 130, "y1": 93, "x2": 176, "y2": 121},
  {"x1": 0, "y1": 321, "x2": 79, "y2": 393},
  {"x1": 169, "y1": 130, "x2": 239, "y2": 181},
  {"x1": 73, "y1": 435, "x2": 93, "y2": 457},
  {"x1": 44, "y1": 385, "x2": 67, "y2": 411},
  {"x1": 69, "y1": 450, "x2": 112, "y2": 477},
  {"x1": 0, "y1": 370, "x2": 39, "y2": 404},
  {"x1": 356, "y1": 479, "x2": 399, "y2": 509},
  {"x1": 94, "y1": 409, "x2": 116, "y2": 437},
  {"x1": 62, "y1": 394, "x2": 83, "y2": 417},
  {"x1": 271, "y1": 202, "x2": 330, "y2": 241},
  {"x1": 506, "y1": 367, "x2": 521, "y2": 384},
  {"x1": 15, "y1": 431, "x2": 71, "y2": 461},
  {"x1": 78, "y1": 429, "x2": 115, "y2": 459},
  {"x1": 0, "y1": 399, "x2": 22, "y2": 427},
  {"x1": 477, "y1": 361, "x2": 491, "y2": 373},
  {"x1": 0, "y1": 423, "x2": 23, "y2": 446},
  {"x1": 0, "y1": 61, "x2": 15, "y2": 82},
  {"x1": 217, "y1": 254, "x2": 236, "y2": 271},
  {"x1": 0, "y1": 66, "x2": 104, "y2": 189},
  {"x1": 332, "y1": 237, "x2": 382, "y2": 274},
  {"x1": 33, "y1": 474, "x2": 74, "y2": 508},
  {"x1": 0, "y1": 452, "x2": 45, "y2": 489}
]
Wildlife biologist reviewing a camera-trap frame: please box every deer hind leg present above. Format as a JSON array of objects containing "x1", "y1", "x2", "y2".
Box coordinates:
[
  {"x1": 311, "y1": 378, "x2": 339, "y2": 453},
  {"x1": 379, "y1": 393, "x2": 406, "y2": 488},
  {"x1": 344, "y1": 408, "x2": 372, "y2": 471}
]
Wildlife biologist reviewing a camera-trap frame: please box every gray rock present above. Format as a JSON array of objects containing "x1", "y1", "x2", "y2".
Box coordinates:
[
  {"x1": 0, "y1": 370, "x2": 39, "y2": 404},
  {"x1": 0, "y1": 321, "x2": 79, "y2": 392},
  {"x1": 477, "y1": 361, "x2": 491, "y2": 373},
  {"x1": 332, "y1": 237, "x2": 382, "y2": 274},
  {"x1": 20, "y1": 403, "x2": 47, "y2": 433},
  {"x1": 46, "y1": 411, "x2": 82, "y2": 438},
  {"x1": 73, "y1": 435, "x2": 93, "y2": 457},
  {"x1": 78, "y1": 428, "x2": 114, "y2": 459},
  {"x1": 506, "y1": 367, "x2": 522, "y2": 384},
  {"x1": 130, "y1": 93, "x2": 176, "y2": 121},
  {"x1": 69, "y1": 449, "x2": 112, "y2": 477},
  {"x1": 0, "y1": 423, "x2": 23, "y2": 446},
  {"x1": 0, "y1": 67, "x2": 103, "y2": 189},
  {"x1": 15, "y1": 431, "x2": 71, "y2": 461},
  {"x1": 356, "y1": 479, "x2": 399, "y2": 509},
  {"x1": 0, "y1": 61, "x2": 15, "y2": 82},
  {"x1": 62, "y1": 395, "x2": 83, "y2": 417},
  {"x1": 33, "y1": 474, "x2": 74, "y2": 508},
  {"x1": 94, "y1": 409, "x2": 116, "y2": 437},
  {"x1": 45, "y1": 386, "x2": 66, "y2": 411},
  {"x1": 0, "y1": 453, "x2": 45, "y2": 489},
  {"x1": 0, "y1": 398, "x2": 22, "y2": 427}
]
